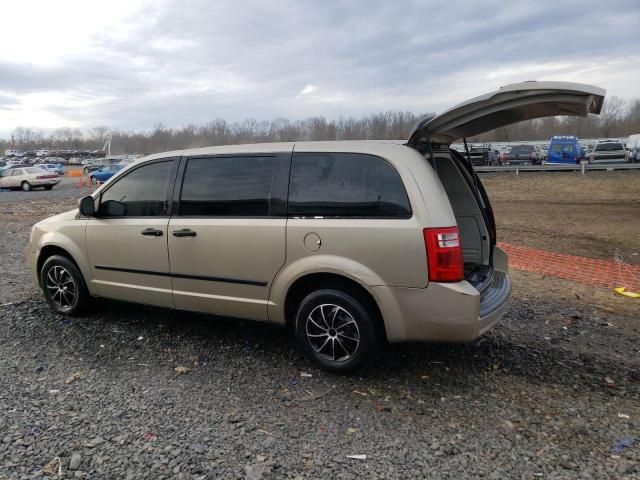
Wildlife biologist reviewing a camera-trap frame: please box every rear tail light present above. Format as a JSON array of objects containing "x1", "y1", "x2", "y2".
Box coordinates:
[
  {"x1": 36, "y1": 174, "x2": 57, "y2": 179},
  {"x1": 423, "y1": 227, "x2": 464, "y2": 282}
]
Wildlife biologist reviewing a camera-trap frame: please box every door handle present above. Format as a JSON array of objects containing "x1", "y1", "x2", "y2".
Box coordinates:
[
  {"x1": 172, "y1": 229, "x2": 197, "y2": 237},
  {"x1": 141, "y1": 228, "x2": 163, "y2": 237}
]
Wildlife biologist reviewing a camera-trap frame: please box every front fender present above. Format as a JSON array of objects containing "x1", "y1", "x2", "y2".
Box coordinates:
[{"x1": 34, "y1": 228, "x2": 92, "y2": 293}]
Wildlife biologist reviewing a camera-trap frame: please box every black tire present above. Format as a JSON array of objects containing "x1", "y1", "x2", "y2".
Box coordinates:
[
  {"x1": 21, "y1": 181, "x2": 32, "y2": 191},
  {"x1": 40, "y1": 255, "x2": 90, "y2": 315},
  {"x1": 294, "y1": 289, "x2": 379, "y2": 373},
  {"x1": 44, "y1": 185, "x2": 53, "y2": 190},
  {"x1": 90, "y1": 176, "x2": 98, "y2": 185}
]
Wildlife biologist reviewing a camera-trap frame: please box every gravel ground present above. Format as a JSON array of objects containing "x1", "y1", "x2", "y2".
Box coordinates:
[{"x1": 1, "y1": 183, "x2": 639, "y2": 479}]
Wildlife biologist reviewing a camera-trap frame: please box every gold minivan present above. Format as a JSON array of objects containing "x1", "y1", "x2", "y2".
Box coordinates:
[{"x1": 27, "y1": 81, "x2": 605, "y2": 372}]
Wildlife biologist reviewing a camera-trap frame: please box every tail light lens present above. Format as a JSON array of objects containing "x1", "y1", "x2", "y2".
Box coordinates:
[{"x1": 423, "y1": 227, "x2": 464, "y2": 282}]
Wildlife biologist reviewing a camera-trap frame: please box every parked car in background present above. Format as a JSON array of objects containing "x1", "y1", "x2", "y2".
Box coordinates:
[
  {"x1": 43, "y1": 156, "x2": 69, "y2": 165},
  {"x1": 547, "y1": 135, "x2": 582, "y2": 164},
  {"x1": 1, "y1": 163, "x2": 30, "y2": 172},
  {"x1": 4, "y1": 149, "x2": 23, "y2": 157},
  {"x1": 27, "y1": 81, "x2": 605, "y2": 372},
  {"x1": 499, "y1": 144, "x2": 543, "y2": 165},
  {"x1": 627, "y1": 134, "x2": 640, "y2": 162},
  {"x1": 89, "y1": 164, "x2": 124, "y2": 184},
  {"x1": 40, "y1": 163, "x2": 65, "y2": 175},
  {"x1": 466, "y1": 144, "x2": 498, "y2": 166},
  {"x1": 83, "y1": 157, "x2": 121, "y2": 174},
  {"x1": 0, "y1": 166, "x2": 60, "y2": 191},
  {"x1": 588, "y1": 140, "x2": 628, "y2": 163},
  {"x1": 537, "y1": 146, "x2": 548, "y2": 163}
]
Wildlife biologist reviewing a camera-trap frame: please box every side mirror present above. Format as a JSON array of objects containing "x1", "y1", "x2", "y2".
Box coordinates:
[{"x1": 79, "y1": 196, "x2": 96, "y2": 217}]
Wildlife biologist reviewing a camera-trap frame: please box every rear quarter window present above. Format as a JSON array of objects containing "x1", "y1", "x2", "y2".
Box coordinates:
[{"x1": 288, "y1": 152, "x2": 411, "y2": 218}]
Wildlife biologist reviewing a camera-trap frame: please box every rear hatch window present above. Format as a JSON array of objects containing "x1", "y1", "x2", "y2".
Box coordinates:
[
  {"x1": 595, "y1": 142, "x2": 623, "y2": 151},
  {"x1": 510, "y1": 146, "x2": 534, "y2": 154}
]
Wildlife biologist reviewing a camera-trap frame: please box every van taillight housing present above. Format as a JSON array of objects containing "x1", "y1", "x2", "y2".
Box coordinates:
[{"x1": 423, "y1": 227, "x2": 464, "y2": 282}]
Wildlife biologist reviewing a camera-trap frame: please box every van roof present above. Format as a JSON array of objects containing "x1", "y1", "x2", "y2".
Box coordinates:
[
  {"x1": 550, "y1": 135, "x2": 578, "y2": 140},
  {"x1": 139, "y1": 140, "x2": 411, "y2": 163}
]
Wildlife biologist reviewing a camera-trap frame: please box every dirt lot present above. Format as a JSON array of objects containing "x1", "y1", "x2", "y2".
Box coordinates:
[
  {"x1": 481, "y1": 171, "x2": 640, "y2": 265},
  {"x1": 0, "y1": 172, "x2": 638, "y2": 479}
]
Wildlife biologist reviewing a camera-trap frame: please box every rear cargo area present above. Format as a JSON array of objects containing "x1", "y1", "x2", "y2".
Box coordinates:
[{"x1": 431, "y1": 150, "x2": 493, "y2": 288}]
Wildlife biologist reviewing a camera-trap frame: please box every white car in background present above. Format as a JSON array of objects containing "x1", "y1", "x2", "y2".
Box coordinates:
[{"x1": 0, "y1": 166, "x2": 60, "y2": 191}]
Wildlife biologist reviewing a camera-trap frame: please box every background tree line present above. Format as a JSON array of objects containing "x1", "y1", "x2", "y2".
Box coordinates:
[{"x1": 3, "y1": 97, "x2": 639, "y2": 155}]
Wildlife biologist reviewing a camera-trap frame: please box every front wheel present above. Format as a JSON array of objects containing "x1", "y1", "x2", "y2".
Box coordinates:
[
  {"x1": 90, "y1": 176, "x2": 98, "y2": 185},
  {"x1": 21, "y1": 181, "x2": 32, "y2": 191},
  {"x1": 40, "y1": 255, "x2": 90, "y2": 315},
  {"x1": 295, "y1": 289, "x2": 379, "y2": 373}
]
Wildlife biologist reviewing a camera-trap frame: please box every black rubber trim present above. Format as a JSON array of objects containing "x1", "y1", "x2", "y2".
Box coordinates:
[
  {"x1": 94, "y1": 265, "x2": 267, "y2": 287},
  {"x1": 479, "y1": 270, "x2": 511, "y2": 318}
]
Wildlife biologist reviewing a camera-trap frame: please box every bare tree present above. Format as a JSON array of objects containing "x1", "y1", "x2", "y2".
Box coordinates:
[
  {"x1": 599, "y1": 96, "x2": 625, "y2": 137},
  {"x1": 3, "y1": 102, "x2": 640, "y2": 155}
]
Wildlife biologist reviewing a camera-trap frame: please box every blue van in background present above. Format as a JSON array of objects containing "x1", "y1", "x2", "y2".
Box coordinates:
[{"x1": 547, "y1": 135, "x2": 582, "y2": 164}]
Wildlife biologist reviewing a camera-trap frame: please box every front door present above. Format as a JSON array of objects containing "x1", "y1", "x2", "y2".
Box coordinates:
[
  {"x1": 168, "y1": 153, "x2": 289, "y2": 320},
  {"x1": 85, "y1": 159, "x2": 176, "y2": 307}
]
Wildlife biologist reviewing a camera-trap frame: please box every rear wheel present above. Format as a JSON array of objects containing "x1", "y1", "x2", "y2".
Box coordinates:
[
  {"x1": 21, "y1": 181, "x2": 31, "y2": 191},
  {"x1": 40, "y1": 255, "x2": 90, "y2": 315},
  {"x1": 90, "y1": 176, "x2": 98, "y2": 184},
  {"x1": 44, "y1": 185, "x2": 53, "y2": 190},
  {"x1": 295, "y1": 289, "x2": 379, "y2": 373}
]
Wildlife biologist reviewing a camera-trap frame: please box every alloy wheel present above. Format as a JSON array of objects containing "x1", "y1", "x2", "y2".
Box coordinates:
[
  {"x1": 305, "y1": 304, "x2": 360, "y2": 362},
  {"x1": 45, "y1": 265, "x2": 77, "y2": 309}
]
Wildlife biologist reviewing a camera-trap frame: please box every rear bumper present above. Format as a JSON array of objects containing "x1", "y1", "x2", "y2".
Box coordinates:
[{"x1": 372, "y1": 248, "x2": 511, "y2": 343}]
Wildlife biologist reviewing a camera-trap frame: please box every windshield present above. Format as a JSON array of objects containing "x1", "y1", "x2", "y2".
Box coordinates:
[
  {"x1": 595, "y1": 142, "x2": 623, "y2": 151},
  {"x1": 510, "y1": 145, "x2": 534, "y2": 154},
  {"x1": 25, "y1": 167, "x2": 45, "y2": 174}
]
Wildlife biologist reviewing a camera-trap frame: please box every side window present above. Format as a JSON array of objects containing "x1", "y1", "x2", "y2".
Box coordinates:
[
  {"x1": 179, "y1": 156, "x2": 275, "y2": 216},
  {"x1": 99, "y1": 161, "x2": 172, "y2": 217},
  {"x1": 288, "y1": 152, "x2": 411, "y2": 218}
]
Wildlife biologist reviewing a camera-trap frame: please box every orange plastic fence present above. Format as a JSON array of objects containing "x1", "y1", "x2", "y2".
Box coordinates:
[{"x1": 499, "y1": 242, "x2": 640, "y2": 292}]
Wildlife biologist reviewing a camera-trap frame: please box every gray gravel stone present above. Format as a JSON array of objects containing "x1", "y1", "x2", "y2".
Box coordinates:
[
  {"x1": 0, "y1": 185, "x2": 638, "y2": 479},
  {"x1": 69, "y1": 452, "x2": 82, "y2": 470}
]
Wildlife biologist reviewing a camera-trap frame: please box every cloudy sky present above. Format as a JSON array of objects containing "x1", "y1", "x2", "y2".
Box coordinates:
[{"x1": 1, "y1": 0, "x2": 639, "y2": 136}]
